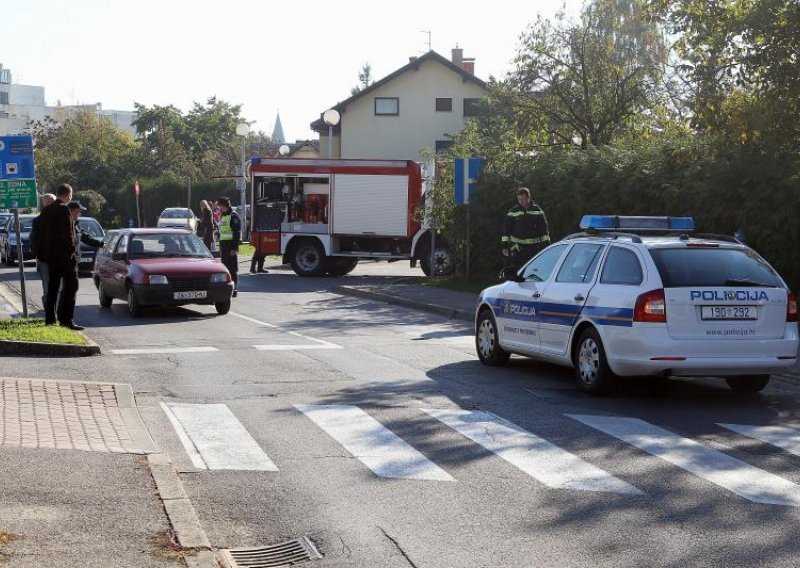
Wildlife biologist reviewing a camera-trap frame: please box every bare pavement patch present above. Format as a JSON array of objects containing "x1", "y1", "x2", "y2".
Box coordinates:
[{"x1": 0, "y1": 378, "x2": 177, "y2": 567}]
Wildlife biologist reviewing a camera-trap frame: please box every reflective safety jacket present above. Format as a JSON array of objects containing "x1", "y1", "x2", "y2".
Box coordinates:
[
  {"x1": 218, "y1": 210, "x2": 241, "y2": 248},
  {"x1": 501, "y1": 204, "x2": 550, "y2": 253}
]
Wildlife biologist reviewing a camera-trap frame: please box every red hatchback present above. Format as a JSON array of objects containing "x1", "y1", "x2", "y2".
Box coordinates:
[{"x1": 93, "y1": 229, "x2": 234, "y2": 317}]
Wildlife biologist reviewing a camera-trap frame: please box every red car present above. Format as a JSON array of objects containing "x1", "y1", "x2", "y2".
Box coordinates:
[{"x1": 93, "y1": 228, "x2": 233, "y2": 317}]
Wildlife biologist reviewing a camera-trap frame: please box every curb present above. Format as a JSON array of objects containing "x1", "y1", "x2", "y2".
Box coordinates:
[
  {"x1": 334, "y1": 285, "x2": 473, "y2": 323},
  {"x1": 0, "y1": 334, "x2": 101, "y2": 357}
]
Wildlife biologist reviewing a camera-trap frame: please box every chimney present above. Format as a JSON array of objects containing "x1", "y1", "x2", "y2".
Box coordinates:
[
  {"x1": 409, "y1": 56, "x2": 418, "y2": 63},
  {"x1": 462, "y1": 57, "x2": 475, "y2": 75},
  {"x1": 451, "y1": 47, "x2": 463, "y2": 67}
]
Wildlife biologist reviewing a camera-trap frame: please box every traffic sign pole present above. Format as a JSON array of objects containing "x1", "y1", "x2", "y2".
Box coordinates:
[{"x1": 12, "y1": 210, "x2": 28, "y2": 318}]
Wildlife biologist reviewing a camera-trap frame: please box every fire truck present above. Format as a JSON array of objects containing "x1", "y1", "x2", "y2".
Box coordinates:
[{"x1": 248, "y1": 158, "x2": 453, "y2": 277}]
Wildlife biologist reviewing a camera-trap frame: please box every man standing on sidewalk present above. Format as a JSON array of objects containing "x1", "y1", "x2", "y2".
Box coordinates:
[
  {"x1": 37, "y1": 183, "x2": 82, "y2": 329},
  {"x1": 501, "y1": 187, "x2": 550, "y2": 271},
  {"x1": 30, "y1": 192, "x2": 57, "y2": 308},
  {"x1": 216, "y1": 197, "x2": 241, "y2": 297}
]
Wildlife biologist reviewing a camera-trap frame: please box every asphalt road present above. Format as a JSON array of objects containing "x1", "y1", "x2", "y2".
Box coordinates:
[{"x1": 4, "y1": 261, "x2": 800, "y2": 567}]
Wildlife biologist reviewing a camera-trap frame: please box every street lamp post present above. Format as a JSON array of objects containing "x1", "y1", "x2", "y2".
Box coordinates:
[
  {"x1": 322, "y1": 109, "x2": 340, "y2": 159},
  {"x1": 235, "y1": 122, "x2": 250, "y2": 238}
]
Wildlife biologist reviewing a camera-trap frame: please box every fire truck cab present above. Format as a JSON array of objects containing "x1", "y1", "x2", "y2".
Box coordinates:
[{"x1": 248, "y1": 158, "x2": 453, "y2": 277}]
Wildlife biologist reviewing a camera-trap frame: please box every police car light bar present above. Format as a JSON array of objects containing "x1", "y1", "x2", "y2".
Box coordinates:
[{"x1": 579, "y1": 215, "x2": 695, "y2": 232}]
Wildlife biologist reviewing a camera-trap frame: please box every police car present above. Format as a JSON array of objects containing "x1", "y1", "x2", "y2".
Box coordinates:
[{"x1": 475, "y1": 216, "x2": 799, "y2": 394}]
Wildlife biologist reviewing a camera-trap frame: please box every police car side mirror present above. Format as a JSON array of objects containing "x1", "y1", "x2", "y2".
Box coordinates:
[{"x1": 501, "y1": 267, "x2": 525, "y2": 282}]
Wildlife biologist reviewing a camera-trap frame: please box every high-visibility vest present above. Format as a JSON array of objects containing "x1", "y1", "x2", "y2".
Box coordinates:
[{"x1": 218, "y1": 213, "x2": 233, "y2": 241}]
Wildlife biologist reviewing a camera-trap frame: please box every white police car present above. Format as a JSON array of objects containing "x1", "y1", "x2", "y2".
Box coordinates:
[{"x1": 475, "y1": 216, "x2": 799, "y2": 394}]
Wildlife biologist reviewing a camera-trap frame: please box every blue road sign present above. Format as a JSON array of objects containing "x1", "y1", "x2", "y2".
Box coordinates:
[
  {"x1": 454, "y1": 157, "x2": 484, "y2": 205},
  {"x1": 0, "y1": 135, "x2": 37, "y2": 208}
]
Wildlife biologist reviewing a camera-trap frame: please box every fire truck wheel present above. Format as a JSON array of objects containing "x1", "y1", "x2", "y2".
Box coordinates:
[
  {"x1": 290, "y1": 239, "x2": 327, "y2": 277},
  {"x1": 420, "y1": 246, "x2": 454, "y2": 277},
  {"x1": 327, "y1": 258, "x2": 359, "y2": 277}
]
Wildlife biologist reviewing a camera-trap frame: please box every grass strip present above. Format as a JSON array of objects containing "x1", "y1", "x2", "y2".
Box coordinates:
[{"x1": 0, "y1": 318, "x2": 87, "y2": 345}]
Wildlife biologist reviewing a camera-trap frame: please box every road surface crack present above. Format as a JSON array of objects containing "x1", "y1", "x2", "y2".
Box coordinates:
[{"x1": 378, "y1": 526, "x2": 419, "y2": 568}]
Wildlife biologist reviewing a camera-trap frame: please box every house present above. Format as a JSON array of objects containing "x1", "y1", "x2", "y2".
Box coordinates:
[{"x1": 310, "y1": 48, "x2": 488, "y2": 160}]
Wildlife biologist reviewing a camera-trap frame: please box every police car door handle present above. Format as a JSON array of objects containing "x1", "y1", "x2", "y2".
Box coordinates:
[
  {"x1": 532, "y1": 292, "x2": 541, "y2": 299},
  {"x1": 574, "y1": 294, "x2": 585, "y2": 302}
]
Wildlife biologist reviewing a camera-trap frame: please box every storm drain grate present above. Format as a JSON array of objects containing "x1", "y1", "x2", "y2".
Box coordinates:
[{"x1": 222, "y1": 537, "x2": 322, "y2": 567}]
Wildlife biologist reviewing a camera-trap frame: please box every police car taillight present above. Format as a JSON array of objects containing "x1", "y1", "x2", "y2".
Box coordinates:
[
  {"x1": 634, "y1": 289, "x2": 667, "y2": 323},
  {"x1": 788, "y1": 292, "x2": 798, "y2": 323}
]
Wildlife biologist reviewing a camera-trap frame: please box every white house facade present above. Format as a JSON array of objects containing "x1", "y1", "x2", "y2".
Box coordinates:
[{"x1": 311, "y1": 48, "x2": 488, "y2": 161}]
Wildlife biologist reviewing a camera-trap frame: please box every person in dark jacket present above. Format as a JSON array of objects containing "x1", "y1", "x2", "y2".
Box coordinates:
[
  {"x1": 216, "y1": 197, "x2": 241, "y2": 297},
  {"x1": 56, "y1": 201, "x2": 104, "y2": 319},
  {"x1": 198, "y1": 199, "x2": 215, "y2": 250},
  {"x1": 37, "y1": 183, "x2": 81, "y2": 328},
  {"x1": 30, "y1": 192, "x2": 57, "y2": 309},
  {"x1": 501, "y1": 187, "x2": 550, "y2": 271}
]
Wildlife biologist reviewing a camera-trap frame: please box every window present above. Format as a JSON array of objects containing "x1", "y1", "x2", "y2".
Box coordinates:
[
  {"x1": 435, "y1": 140, "x2": 453, "y2": 153},
  {"x1": 435, "y1": 97, "x2": 452, "y2": 111},
  {"x1": 375, "y1": 97, "x2": 399, "y2": 116},
  {"x1": 601, "y1": 247, "x2": 643, "y2": 285},
  {"x1": 104, "y1": 233, "x2": 121, "y2": 254},
  {"x1": 116, "y1": 235, "x2": 128, "y2": 254},
  {"x1": 556, "y1": 243, "x2": 605, "y2": 283},
  {"x1": 0, "y1": 69, "x2": 10, "y2": 84},
  {"x1": 0, "y1": 92, "x2": 8, "y2": 105},
  {"x1": 463, "y1": 98, "x2": 481, "y2": 117},
  {"x1": 649, "y1": 247, "x2": 781, "y2": 288},
  {"x1": 521, "y1": 244, "x2": 568, "y2": 282}
]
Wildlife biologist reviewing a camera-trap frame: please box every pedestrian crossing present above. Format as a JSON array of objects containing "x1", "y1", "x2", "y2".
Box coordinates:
[{"x1": 161, "y1": 402, "x2": 800, "y2": 506}]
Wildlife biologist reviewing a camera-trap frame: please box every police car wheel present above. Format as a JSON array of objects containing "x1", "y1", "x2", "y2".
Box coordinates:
[
  {"x1": 476, "y1": 310, "x2": 510, "y2": 366},
  {"x1": 575, "y1": 328, "x2": 615, "y2": 394},
  {"x1": 725, "y1": 375, "x2": 770, "y2": 394}
]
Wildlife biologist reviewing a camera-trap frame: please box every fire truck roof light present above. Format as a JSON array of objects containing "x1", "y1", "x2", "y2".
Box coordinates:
[{"x1": 579, "y1": 215, "x2": 695, "y2": 232}]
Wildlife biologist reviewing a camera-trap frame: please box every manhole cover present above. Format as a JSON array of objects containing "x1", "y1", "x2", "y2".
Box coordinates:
[{"x1": 222, "y1": 537, "x2": 322, "y2": 567}]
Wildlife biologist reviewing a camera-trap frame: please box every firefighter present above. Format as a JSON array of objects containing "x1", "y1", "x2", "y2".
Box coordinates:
[
  {"x1": 501, "y1": 187, "x2": 550, "y2": 271},
  {"x1": 216, "y1": 197, "x2": 241, "y2": 297}
]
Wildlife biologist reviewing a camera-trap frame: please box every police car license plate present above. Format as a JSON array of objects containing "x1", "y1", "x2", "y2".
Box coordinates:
[
  {"x1": 700, "y1": 306, "x2": 757, "y2": 320},
  {"x1": 174, "y1": 291, "x2": 207, "y2": 300}
]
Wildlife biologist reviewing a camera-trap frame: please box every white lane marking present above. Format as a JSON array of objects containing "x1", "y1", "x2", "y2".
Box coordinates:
[
  {"x1": 719, "y1": 423, "x2": 800, "y2": 457},
  {"x1": 231, "y1": 311, "x2": 342, "y2": 349},
  {"x1": 165, "y1": 403, "x2": 278, "y2": 471},
  {"x1": 160, "y1": 402, "x2": 207, "y2": 469},
  {"x1": 425, "y1": 409, "x2": 641, "y2": 495},
  {"x1": 571, "y1": 414, "x2": 800, "y2": 506},
  {"x1": 112, "y1": 347, "x2": 219, "y2": 355},
  {"x1": 254, "y1": 344, "x2": 343, "y2": 351},
  {"x1": 295, "y1": 404, "x2": 454, "y2": 482}
]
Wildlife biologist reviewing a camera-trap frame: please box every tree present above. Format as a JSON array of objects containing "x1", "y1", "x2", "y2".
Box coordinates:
[
  {"x1": 509, "y1": 0, "x2": 667, "y2": 148},
  {"x1": 350, "y1": 62, "x2": 373, "y2": 96},
  {"x1": 31, "y1": 112, "x2": 138, "y2": 193},
  {"x1": 649, "y1": 0, "x2": 800, "y2": 146}
]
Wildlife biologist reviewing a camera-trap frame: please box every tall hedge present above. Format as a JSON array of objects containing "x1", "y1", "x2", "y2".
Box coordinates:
[{"x1": 453, "y1": 137, "x2": 800, "y2": 292}]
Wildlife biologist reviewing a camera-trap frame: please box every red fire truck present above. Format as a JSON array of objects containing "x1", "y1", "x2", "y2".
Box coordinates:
[{"x1": 248, "y1": 158, "x2": 453, "y2": 277}]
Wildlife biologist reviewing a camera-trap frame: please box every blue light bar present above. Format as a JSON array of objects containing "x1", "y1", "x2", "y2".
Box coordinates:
[{"x1": 579, "y1": 215, "x2": 695, "y2": 232}]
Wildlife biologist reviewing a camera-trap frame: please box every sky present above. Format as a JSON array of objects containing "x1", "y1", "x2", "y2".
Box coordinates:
[{"x1": 2, "y1": 0, "x2": 581, "y2": 141}]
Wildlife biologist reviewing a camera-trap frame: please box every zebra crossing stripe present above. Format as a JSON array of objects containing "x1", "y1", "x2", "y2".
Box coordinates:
[
  {"x1": 719, "y1": 423, "x2": 800, "y2": 457},
  {"x1": 424, "y1": 409, "x2": 642, "y2": 495},
  {"x1": 165, "y1": 403, "x2": 278, "y2": 471},
  {"x1": 295, "y1": 404, "x2": 454, "y2": 482},
  {"x1": 570, "y1": 414, "x2": 800, "y2": 506}
]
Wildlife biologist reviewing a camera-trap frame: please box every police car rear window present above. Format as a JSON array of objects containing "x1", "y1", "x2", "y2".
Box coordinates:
[{"x1": 649, "y1": 248, "x2": 781, "y2": 288}]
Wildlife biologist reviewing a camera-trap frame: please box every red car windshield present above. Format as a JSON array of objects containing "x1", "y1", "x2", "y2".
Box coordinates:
[{"x1": 129, "y1": 233, "x2": 211, "y2": 259}]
